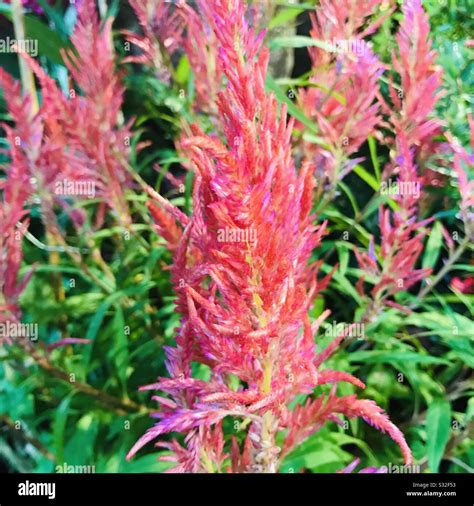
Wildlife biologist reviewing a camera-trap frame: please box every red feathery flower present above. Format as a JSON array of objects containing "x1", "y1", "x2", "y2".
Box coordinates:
[
  {"x1": 24, "y1": 0, "x2": 134, "y2": 227},
  {"x1": 0, "y1": 73, "x2": 35, "y2": 323},
  {"x1": 299, "y1": 0, "x2": 386, "y2": 194},
  {"x1": 356, "y1": 133, "x2": 432, "y2": 308},
  {"x1": 124, "y1": 0, "x2": 185, "y2": 82},
  {"x1": 380, "y1": 0, "x2": 444, "y2": 151},
  {"x1": 129, "y1": 0, "x2": 412, "y2": 473}
]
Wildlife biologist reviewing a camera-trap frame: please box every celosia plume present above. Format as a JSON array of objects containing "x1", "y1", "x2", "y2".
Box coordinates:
[
  {"x1": 124, "y1": 0, "x2": 185, "y2": 82},
  {"x1": 298, "y1": 0, "x2": 386, "y2": 197},
  {"x1": 129, "y1": 0, "x2": 412, "y2": 473},
  {"x1": 1, "y1": 0, "x2": 136, "y2": 231},
  {"x1": 356, "y1": 0, "x2": 444, "y2": 313},
  {"x1": 380, "y1": 0, "x2": 444, "y2": 154},
  {"x1": 356, "y1": 133, "x2": 432, "y2": 311},
  {"x1": 0, "y1": 69, "x2": 37, "y2": 321}
]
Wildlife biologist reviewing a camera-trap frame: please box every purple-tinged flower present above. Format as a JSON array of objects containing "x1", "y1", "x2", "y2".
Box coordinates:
[{"x1": 128, "y1": 0, "x2": 413, "y2": 473}]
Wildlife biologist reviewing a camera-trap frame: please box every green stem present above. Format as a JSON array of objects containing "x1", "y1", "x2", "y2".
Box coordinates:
[
  {"x1": 11, "y1": 0, "x2": 38, "y2": 114},
  {"x1": 413, "y1": 236, "x2": 470, "y2": 306}
]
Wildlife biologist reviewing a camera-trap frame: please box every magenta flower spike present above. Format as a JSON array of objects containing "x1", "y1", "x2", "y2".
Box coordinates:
[
  {"x1": 129, "y1": 0, "x2": 413, "y2": 473},
  {"x1": 298, "y1": 0, "x2": 387, "y2": 194},
  {"x1": 1, "y1": 0, "x2": 136, "y2": 229}
]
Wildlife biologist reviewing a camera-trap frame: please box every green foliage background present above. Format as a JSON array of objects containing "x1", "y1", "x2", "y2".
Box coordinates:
[{"x1": 0, "y1": 0, "x2": 472, "y2": 474}]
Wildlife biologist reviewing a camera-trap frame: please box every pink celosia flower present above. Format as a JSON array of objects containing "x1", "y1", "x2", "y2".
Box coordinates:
[
  {"x1": 356, "y1": 133, "x2": 432, "y2": 310},
  {"x1": 180, "y1": 1, "x2": 223, "y2": 114},
  {"x1": 0, "y1": 73, "x2": 35, "y2": 326},
  {"x1": 124, "y1": 0, "x2": 185, "y2": 82},
  {"x1": 379, "y1": 0, "x2": 444, "y2": 153},
  {"x1": 356, "y1": 0, "x2": 445, "y2": 311},
  {"x1": 307, "y1": 0, "x2": 393, "y2": 47},
  {"x1": 126, "y1": 0, "x2": 224, "y2": 114},
  {"x1": 0, "y1": 163, "x2": 32, "y2": 326},
  {"x1": 298, "y1": 1, "x2": 387, "y2": 197},
  {"x1": 446, "y1": 116, "x2": 474, "y2": 239},
  {"x1": 17, "y1": 0, "x2": 135, "y2": 228},
  {"x1": 128, "y1": 0, "x2": 412, "y2": 473}
]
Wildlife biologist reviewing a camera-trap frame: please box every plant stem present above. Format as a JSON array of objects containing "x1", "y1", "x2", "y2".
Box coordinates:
[
  {"x1": 412, "y1": 236, "x2": 469, "y2": 306},
  {"x1": 0, "y1": 414, "x2": 55, "y2": 461},
  {"x1": 11, "y1": 0, "x2": 38, "y2": 114},
  {"x1": 17, "y1": 338, "x2": 150, "y2": 416}
]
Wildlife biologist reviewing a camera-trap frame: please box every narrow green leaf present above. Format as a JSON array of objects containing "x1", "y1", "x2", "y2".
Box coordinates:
[
  {"x1": 422, "y1": 221, "x2": 443, "y2": 270},
  {"x1": 336, "y1": 242, "x2": 350, "y2": 276},
  {"x1": 426, "y1": 399, "x2": 451, "y2": 472},
  {"x1": 269, "y1": 7, "x2": 304, "y2": 29},
  {"x1": 349, "y1": 351, "x2": 451, "y2": 366},
  {"x1": 53, "y1": 393, "x2": 76, "y2": 465},
  {"x1": 368, "y1": 136, "x2": 381, "y2": 183},
  {"x1": 337, "y1": 181, "x2": 359, "y2": 216},
  {"x1": 265, "y1": 75, "x2": 319, "y2": 135},
  {"x1": 111, "y1": 303, "x2": 129, "y2": 389},
  {"x1": 353, "y1": 164, "x2": 379, "y2": 191},
  {"x1": 269, "y1": 35, "x2": 332, "y2": 51}
]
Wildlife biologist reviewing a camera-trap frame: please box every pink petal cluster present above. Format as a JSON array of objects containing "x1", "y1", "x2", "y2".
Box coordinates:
[
  {"x1": 128, "y1": 0, "x2": 412, "y2": 473},
  {"x1": 357, "y1": 0, "x2": 443, "y2": 312},
  {"x1": 180, "y1": 1, "x2": 223, "y2": 114},
  {"x1": 380, "y1": 0, "x2": 444, "y2": 154},
  {"x1": 124, "y1": 0, "x2": 185, "y2": 82},
  {"x1": 298, "y1": 0, "x2": 386, "y2": 192},
  {"x1": 0, "y1": 71, "x2": 37, "y2": 323},
  {"x1": 356, "y1": 134, "x2": 432, "y2": 309},
  {"x1": 126, "y1": 0, "x2": 224, "y2": 114},
  {"x1": 1, "y1": 0, "x2": 134, "y2": 229}
]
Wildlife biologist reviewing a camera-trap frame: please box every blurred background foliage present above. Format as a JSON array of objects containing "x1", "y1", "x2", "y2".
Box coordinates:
[{"x1": 0, "y1": 0, "x2": 472, "y2": 474}]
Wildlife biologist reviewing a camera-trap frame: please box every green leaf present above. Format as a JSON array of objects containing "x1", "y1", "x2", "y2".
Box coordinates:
[
  {"x1": 269, "y1": 7, "x2": 304, "y2": 29},
  {"x1": 111, "y1": 304, "x2": 129, "y2": 389},
  {"x1": 302, "y1": 131, "x2": 333, "y2": 150},
  {"x1": 23, "y1": 16, "x2": 71, "y2": 65},
  {"x1": 63, "y1": 413, "x2": 98, "y2": 466},
  {"x1": 269, "y1": 35, "x2": 333, "y2": 51},
  {"x1": 426, "y1": 399, "x2": 451, "y2": 472},
  {"x1": 422, "y1": 221, "x2": 443, "y2": 270},
  {"x1": 353, "y1": 164, "x2": 379, "y2": 191},
  {"x1": 367, "y1": 136, "x2": 381, "y2": 183},
  {"x1": 175, "y1": 55, "x2": 191, "y2": 85},
  {"x1": 349, "y1": 351, "x2": 451, "y2": 366},
  {"x1": 337, "y1": 181, "x2": 359, "y2": 216},
  {"x1": 53, "y1": 392, "x2": 76, "y2": 465},
  {"x1": 336, "y1": 242, "x2": 350, "y2": 276},
  {"x1": 265, "y1": 75, "x2": 320, "y2": 136}
]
